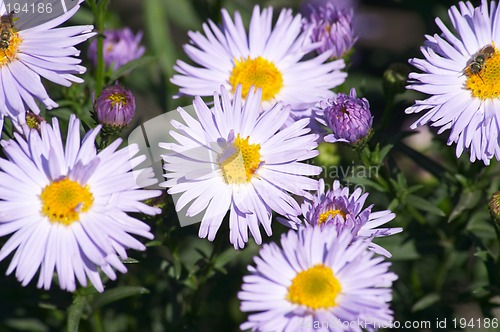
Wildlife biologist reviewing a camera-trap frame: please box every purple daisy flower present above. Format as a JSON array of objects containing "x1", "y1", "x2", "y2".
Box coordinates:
[
  {"x1": 88, "y1": 27, "x2": 145, "y2": 71},
  {"x1": 171, "y1": 5, "x2": 346, "y2": 114},
  {"x1": 316, "y1": 88, "x2": 373, "y2": 145},
  {"x1": 406, "y1": 0, "x2": 500, "y2": 165},
  {"x1": 0, "y1": 115, "x2": 161, "y2": 292},
  {"x1": 239, "y1": 226, "x2": 397, "y2": 331},
  {"x1": 94, "y1": 84, "x2": 135, "y2": 128},
  {"x1": 0, "y1": 0, "x2": 95, "y2": 127},
  {"x1": 160, "y1": 85, "x2": 322, "y2": 249},
  {"x1": 304, "y1": 1, "x2": 357, "y2": 59},
  {"x1": 280, "y1": 179, "x2": 401, "y2": 257}
]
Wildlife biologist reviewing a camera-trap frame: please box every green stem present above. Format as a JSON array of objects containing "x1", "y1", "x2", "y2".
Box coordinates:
[
  {"x1": 433, "y1": 244, "x2": 454, "y2": 292},
  {"x1": 91, "y1": 309, "x2": 105, "y2": 332},
  {"x1": 189, "y1": 233, "x2": 226, "y2": 319},
  {"x1": 380, "y1": 91, "x2": 395, "y2": 131},
  {"x1": 95, "y1": 33, "x2": 105, "y2": 95},
  {"x1": 89, "y1": 0, "x2": 109, "y2": 96}
]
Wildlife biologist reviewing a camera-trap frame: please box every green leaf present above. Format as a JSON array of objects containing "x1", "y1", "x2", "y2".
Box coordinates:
[
  {"x1": 388, "y1": 198, "x2": 400, "y2": 211},
  {"x1": 472, "y1": 287, "x2": 490, "y2": 297},
  {"x1": 5, "y1": 319, "x2": 48, "y2": 332},
  {"x1": 38, "y1": 302, "x2": 58, "y2": 310},
  {"x1": 174, "y1": 254, "x2": 183, "y2": 280},
  {"x1": 145, "y1": 240, "x2": 162, "y2": 247},
  {"x1": 144, "y1": 0, "x2": 177, "y2": 77},
  {"x1": 474, "y1": 250, "x2": 490, "y2": 262},
  {"x1": 213, "y1": 265, "x2": 228, "y2": 274},
  {"x1": 379, "y1": 144, "x2": 394, "y2": 162},
  {"x1": 406, "y1": 195, "x2": 446, "y2": 217},
  {"x1": 448, "y1": 189, "x2": 482, "y2": 222},
  {"x1": 164, "y1": 0, "x2": 200, "y2": 30},
  {"x1": 214, "y1": 248, "x2": 240, "y2": 270},
  {"x1": 92, "y1": 286, "x2": 150, "y2": 310},
  {"x1": 122, "y1": 257, "x2": 140, "y2": 264},
  {"x1": 467, "y1": 211, "x2": 497, "y2": 240},
  {"x1": 397, "y1": 172, "x2": 407, "y2": 187},
  {"x1": 1, "y1": 116, "x2": 13, "y2": 139},
  {"x1": 411, "y1": 293, "x2": 440, "y2": 312},
  {"x1": 67, "y1": 294, "x2": 89, "y2": 332},
  {"x1": 406, "y1": 184, "x2": 424, "y2": 195},
  {"x1": 107, "y1": 56, "x2": 156, "y2": 83}
]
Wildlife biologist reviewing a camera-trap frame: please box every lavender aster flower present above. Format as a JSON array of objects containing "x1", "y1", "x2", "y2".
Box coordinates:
[
  {"x1": 304, "y1": 2, "x2": 357, "y2": 59},
  {"x1": 88, "y1": 27, "x2": 145, "y2": 71},
  {"x1": 406, "y1": 0, "x2": 500, "y2": 165},
  {"x1": 239, "y1": 226, "x2": 397, "y2": 331},
  {"x1": 280, "y1": 179, "x2": 402, "y2": 257},
  {"x1": 0, "y1": 115, "x2": 161, "y2": 292},
  {"x1": 161, "y1": 85, "x2": 321, "y2": 249},
  {"x1": 0, "y1": 0, "x2": 95, "y2": 127},
  {"x1": 171, "y1": 5, "x2": 346, "y2": 115},
  {"x1": 316, "y1": 88, "x2": 373, "y2": 145},
  {"x1": 95, "y1": 84, "x2": 135, "y2": 128}
]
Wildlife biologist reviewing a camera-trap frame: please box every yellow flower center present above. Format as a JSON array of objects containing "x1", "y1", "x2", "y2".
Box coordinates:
[
  {"x1": 318, "y1": 209, "x2": 346, "y2": 225},
  {"x1": 287, "y1": 264, "x2": 342, "y2": 309},
  {"x1": 325, "y1": 24, "x2": 331, "y2": 34},
  {"x1": 40, "y1": 178, "x2": 94, "y2": 226},
  {"x1": 26, "y1": 116, "x2": 38, "y2": 129},
  {"x1": 108, "y1": 92, "x2": 128, "y2": 108},
  {"x1": 26, "y1": 113, "x2": 42, "y2": 129},
  {"x1": 229, "y1": 56, "x2": 283, "y2": 101},
  {"x1": 220, "y1": 134, "x2": 261, "y2": 184},
  {"x1": 0, "y1": 27, "x2": 21, "y2": 67},
  {"x1": 465, "y1": 45, "x2": 500, "y2": 99}
]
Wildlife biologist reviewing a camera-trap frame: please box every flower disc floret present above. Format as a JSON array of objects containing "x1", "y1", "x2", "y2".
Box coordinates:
[
  {"x1": 219, "y1": 133, "x2": 262, "y2": 184},
  {"x1": 0, "y1": 28, "x2": 21, "y2": 66},
  {"x1": 287, "y1": 264, "x2": 341, "y2": 309},
  {"x1": 465, "y1": 45, "x2": 500, "y2": 99},
  {"x1": 41, "y1": 178, "x2": 94, "y2": 225},
  {"x1": 229, "y1": 56, "x2": 283, "y2": 101}
]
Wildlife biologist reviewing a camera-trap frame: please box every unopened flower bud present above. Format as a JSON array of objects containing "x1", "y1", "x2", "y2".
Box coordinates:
[
  {"x1": 303, "y1": 3, "x2": 357, "y2": 60},
  {"x1": 315, "y1": 88, "x2": 373, "y2": 148},
  {"x1": 94, "y1": 84, "x2": 135, "y2": 129},
  {"x1": 489, "y1": 192, "x2": 500, "y2": 223}
]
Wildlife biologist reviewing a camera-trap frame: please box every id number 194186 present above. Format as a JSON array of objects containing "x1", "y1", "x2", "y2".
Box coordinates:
[
  {"x1": 453, "y1": 318, "x2": 498, "y2": 329},
  {"x1": 5, "y1": 2, "x2": 53, "y2": 14}
]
